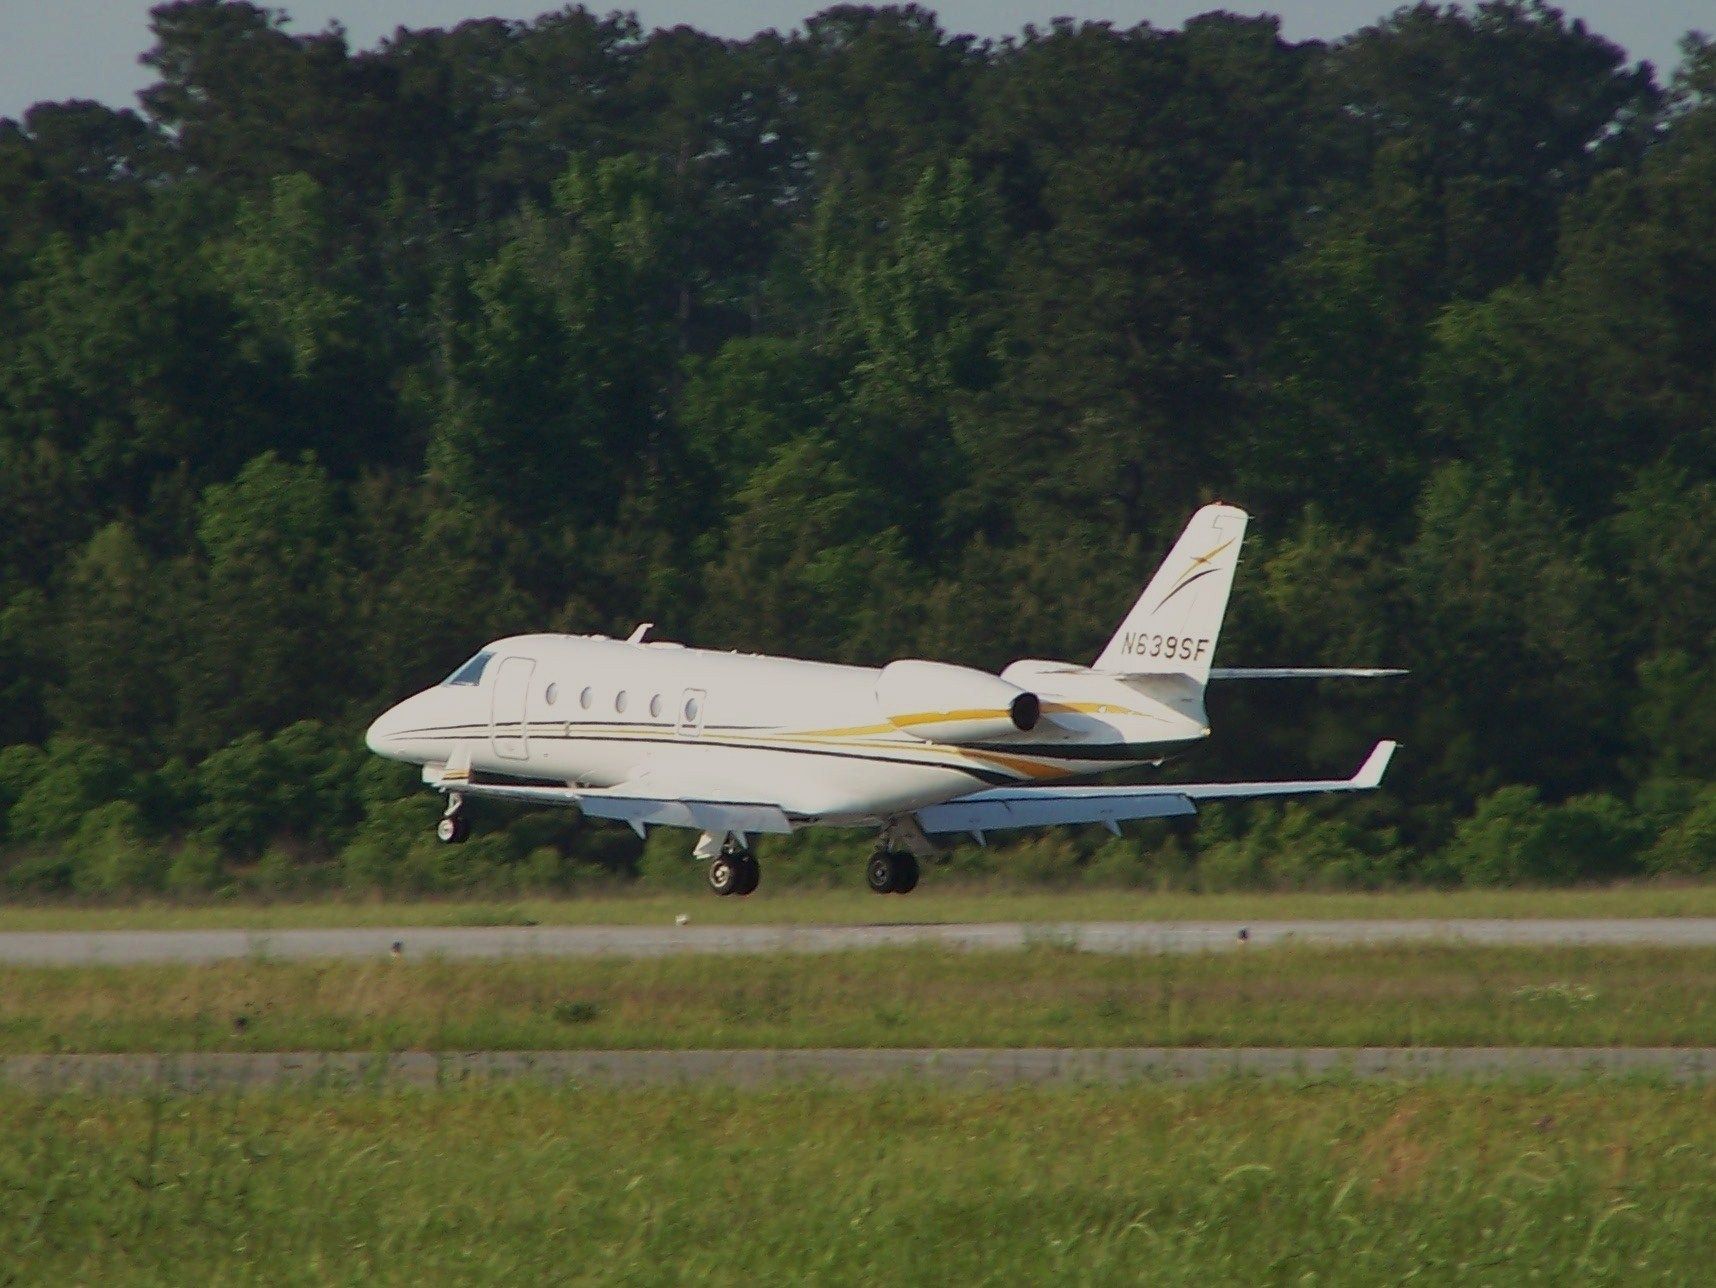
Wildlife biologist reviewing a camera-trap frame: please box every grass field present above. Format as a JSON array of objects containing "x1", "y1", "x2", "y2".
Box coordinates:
[
  {"x1": 2, "y1": 1080, "x2": 1710, "y2": 1283},
  {"x1": 7, "y1": 881, "x2": 1716, "y2": 932},
  {"x1": 9, "y1": 943, "x2": 1716, "y2": 1052}
]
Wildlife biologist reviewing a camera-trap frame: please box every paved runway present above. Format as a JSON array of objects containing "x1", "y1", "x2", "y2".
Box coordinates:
[
  {"x1": 6, "y1": 918, "x2": 1716, "y2": 965},
  {"x1": 5, "y1": 1047, "x2": 1716, "y2": 1091}
]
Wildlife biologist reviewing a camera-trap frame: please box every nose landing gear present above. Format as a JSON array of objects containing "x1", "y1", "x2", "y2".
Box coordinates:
[
  {"x1": 435, "y1": 792, "x2": 470, "y2": 844},
  {"x1": 704, "y1": 836, "x2": 760, "y2": 896}
]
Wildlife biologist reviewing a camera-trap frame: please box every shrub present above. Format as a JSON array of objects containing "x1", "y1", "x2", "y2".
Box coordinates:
[
  {"x1": 340, "y1": 795, "x2": 438, "y2": 891},
  {"x1": 1440, "y1": 787, "x2": 1643, "y2": 886},
  {"x1": 1, "y1": 848, "x2": 76, "y2": 895},
  {"x1": 1081, "y1": 836, "x2": 1152, "y2": 888},
  {"x1": 0, "y1": 744, "x2": 47, "y2": 841},
  {"x1": 250, "y1": 844, "x2": 302, "y2": 895},
  {"x1": 1195, "y1": 804, "x2": 1402, "y2": 891},
  {"x1": 69, "y1": 800, "x2": 163, "y2": 894},
  {"x1": 196, "y1": 720, "x2": 365, "y2": 858},
  {"x1": 1537, "y1": 793, "x2": 1645, "y2": 881},
  {"x1": 165, "y1": 837, "x2": 224, "y2": 894},
  {"x1": 1645, "y1": 785, "x2": 1716, "y2": 875},
  {"x1": 394, "y1": 831, "x2": 517, "y2": 893},
  {"x1": 8, "y1": 738, "x2": 136, "y2": 845},
  {"x1": 1438, "y1": 786, "x2": 1551, "y2": 886}
]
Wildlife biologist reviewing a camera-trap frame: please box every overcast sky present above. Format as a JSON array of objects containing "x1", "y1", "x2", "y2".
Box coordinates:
[{"x1": 2, "y1": 0, "x2": 1708, "y2": 123}]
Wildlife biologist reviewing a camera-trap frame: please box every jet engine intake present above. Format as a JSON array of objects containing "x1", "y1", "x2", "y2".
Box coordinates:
[{"x1": 875, "y1": 660, "x2": 1042, "y2": 745}]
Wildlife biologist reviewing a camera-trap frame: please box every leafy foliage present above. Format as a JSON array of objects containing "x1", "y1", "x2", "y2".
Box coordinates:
[{"x1": 0, "y1": 2, "x2": 1711, "y2": 893}]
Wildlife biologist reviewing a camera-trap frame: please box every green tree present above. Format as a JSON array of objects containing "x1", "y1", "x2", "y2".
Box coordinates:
[
  {"x1": 430, "y1": 155, "x2": 683, "y2": 525},
  {"x1": 179, "y1": 452, "x2": 352, "y2": 751}
]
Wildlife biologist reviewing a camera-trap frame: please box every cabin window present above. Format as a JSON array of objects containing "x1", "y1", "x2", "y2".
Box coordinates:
[
  {"x1": 683, "y1": 695, "x2": 700, "y2": 722},
  {"x1": 545, "y1": 683, "x2": 559, "y2": 706},
  {"x1": 442, "y1": 651, "x2": 493, "y2": 686},
  {"x1": 615, "y1": 690, "x2": 629, "y2": 714},
  {"x1": 579, "y1": 686, "x2": 593, "y2": 710},
  {"x1": 649, "y1": 693, "x2": 663, "y2": 718}
]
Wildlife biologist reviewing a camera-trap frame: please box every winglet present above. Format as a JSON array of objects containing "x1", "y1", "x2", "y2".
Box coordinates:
[
  {"x1": 626, "y1": 622, "x2": 653, "y2": 644},
  {"x1": 1353, "y1": 740, "x2": 1398, "y2": 790}
]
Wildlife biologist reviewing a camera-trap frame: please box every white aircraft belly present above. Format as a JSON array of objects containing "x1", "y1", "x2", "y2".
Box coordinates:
[{"x1": 519, "y1": 725, "x2": 998, "y2": 819}]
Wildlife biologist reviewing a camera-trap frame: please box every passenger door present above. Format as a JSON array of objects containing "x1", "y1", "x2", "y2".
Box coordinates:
[{"x1": 490, "y1": 656, "x2": 534, "y2": 760}]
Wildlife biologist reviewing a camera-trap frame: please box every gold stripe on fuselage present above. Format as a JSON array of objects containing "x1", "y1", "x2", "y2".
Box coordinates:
[{"x1": 787, "y1": 699, "x2": 1144, "y2": 741}]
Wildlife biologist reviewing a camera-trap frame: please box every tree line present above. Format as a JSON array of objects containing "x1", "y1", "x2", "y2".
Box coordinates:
[{"x1": 2, "y1": 0, "x2": 1715, "y2": 895}]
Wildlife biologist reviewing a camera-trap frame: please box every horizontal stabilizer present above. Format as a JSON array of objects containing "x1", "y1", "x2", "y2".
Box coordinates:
[
  {"x1": 917, "y1": 741, "x2": 1398, "y2": 835},
  {"x1": 1209, "y1": 667, "x2": 1407, "y2": 680}
]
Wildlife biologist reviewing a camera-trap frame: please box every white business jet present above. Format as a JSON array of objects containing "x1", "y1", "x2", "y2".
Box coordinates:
[{"x1": 366, "y1": 504, "x2": 1400, "y2": 896}]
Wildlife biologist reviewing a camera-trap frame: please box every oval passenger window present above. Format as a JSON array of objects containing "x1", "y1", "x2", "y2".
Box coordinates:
[
  {"x1": 580, "y1": 686, "x2": 593, "y2": 710},
  {"x1": 649, "y1": 694, "x2": 663, "y2": 718},
  {"x1": 545, "y1": 683, "x2": 558, "y2": 706},
  {"x1": 615, "y1": 690, "x2": 628, "y2": 714},
  {"x1": 684, "y1": 696, "x2": 700, "y2": 722}
]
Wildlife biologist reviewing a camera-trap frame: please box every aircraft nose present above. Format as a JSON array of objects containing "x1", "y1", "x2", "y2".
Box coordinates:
[{"x1": 365, "y1": 704, "x2": 403, "y2": 756}]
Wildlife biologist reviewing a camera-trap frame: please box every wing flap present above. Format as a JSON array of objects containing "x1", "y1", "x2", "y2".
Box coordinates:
[
  {"x1": 918, "y1": 791, "x2": 1194, "y2": 835},
  {"x1": 917, "y1": 741, "x2": 1397, "y2": 835}
]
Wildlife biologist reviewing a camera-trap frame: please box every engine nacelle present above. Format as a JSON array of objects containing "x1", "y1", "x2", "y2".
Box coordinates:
[{"x1": 874, "y1": 659, "x2": 1042, "y2": 745}]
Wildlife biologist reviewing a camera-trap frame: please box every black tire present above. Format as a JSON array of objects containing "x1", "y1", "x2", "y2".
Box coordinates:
[
  {"x1": 707, "y1": 854, "x2": 741, "y2": 896},
  {"x1": 436, "y1": 815, "x2": 469, "y2": 845},
  {"x1": 733, "y1": 854, "x2": 761, "y2": 896},
  {"x1": 890, "y1": 852, "x2": 920, "y2": 894},
  {"x1": 866, "y1": 851, "x2": 898, "y2": 894}
]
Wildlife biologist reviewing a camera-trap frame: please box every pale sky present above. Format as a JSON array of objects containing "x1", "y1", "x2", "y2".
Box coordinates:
[{"x1": 1, "y1": 0, "x2": 1707, "y2": 123}]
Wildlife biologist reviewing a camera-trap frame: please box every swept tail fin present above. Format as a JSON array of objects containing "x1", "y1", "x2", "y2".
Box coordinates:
[{"x1": 1093, "y1": 504, "x2": 1248, "y2": 682}]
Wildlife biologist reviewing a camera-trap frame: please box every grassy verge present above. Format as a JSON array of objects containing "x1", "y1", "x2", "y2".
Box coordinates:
[
  {"x1": 7, "y1": 881, "x2": 1716, "y2": 932},
  {"x1": 3, "y1": 1080, "x2": 1712, "y2": 1283},
  {"x1": 10, "y1": 943, "x2": 1716, "y2": 1052}
]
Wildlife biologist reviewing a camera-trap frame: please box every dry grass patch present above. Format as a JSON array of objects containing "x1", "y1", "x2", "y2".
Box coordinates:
[{"x1": 7, "y1": 942, "x2": 1716, "y2": 1051}]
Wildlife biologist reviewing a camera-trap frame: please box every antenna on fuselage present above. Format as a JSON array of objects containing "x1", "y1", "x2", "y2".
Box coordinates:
[{"x1": 626, "y1": 622, "x2": 653, "y2": 644}]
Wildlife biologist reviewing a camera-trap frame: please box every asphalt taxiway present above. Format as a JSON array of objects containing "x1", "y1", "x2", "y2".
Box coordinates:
[
  {"x1": 5, "y1": 1047, "x2": 1715, "y2": 1090},
  {"x1": 6, "y1": 917, "x2": 1716, "y2": 964}
]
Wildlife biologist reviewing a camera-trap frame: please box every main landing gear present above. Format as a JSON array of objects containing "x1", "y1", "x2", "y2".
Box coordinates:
[
  {"x1": 866, "y1": 848, "x2": 920, "y2": 895},
  {"x1": 436, "y1": 792, "x2": 469, "y2": 845},
  {"x1": 706, "y1": 842, "x2": 760, "y2": 897}
]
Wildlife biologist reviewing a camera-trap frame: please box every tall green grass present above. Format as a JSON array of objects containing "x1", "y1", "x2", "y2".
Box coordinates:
[
  {"x1": 2, "y1": 1081, "x2": 1712, "y2": 1283},
  {"x1": 9, "y1": 943, "x2": 1716, "y2": 1052}
]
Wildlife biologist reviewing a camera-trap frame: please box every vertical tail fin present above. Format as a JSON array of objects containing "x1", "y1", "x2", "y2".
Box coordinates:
[{"x1": 1093, "y1": 504, "x2": 1249, "y2": 683}]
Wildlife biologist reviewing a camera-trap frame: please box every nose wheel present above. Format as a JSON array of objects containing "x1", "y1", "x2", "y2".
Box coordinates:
[
  {"x1": 436, "y1": 792, "x2": 470, "y2": 845},
  {"x1": 866, "y1": 849, "x2": 919, "y2": 894},
  {"x1": 707, "y1": 847, "x2": 760, "y2": 896}
]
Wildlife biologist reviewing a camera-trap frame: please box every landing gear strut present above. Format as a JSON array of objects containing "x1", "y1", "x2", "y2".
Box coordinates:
[
  {"x1": 436, "y1": 792, "x2": 469, "y2": 845},
  {"x1": 706, "y1": 841, "x2": 760, "y2": 897},
  {"x1": 866, "y1": 849, "x2": 920, "y2": 895}
]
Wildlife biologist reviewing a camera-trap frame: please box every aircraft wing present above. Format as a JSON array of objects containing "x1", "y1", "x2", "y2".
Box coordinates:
[
  {"x1": 916, "y1": 741, "x2": 1397, "y2": 836},
  {"x1": 426, "y1": 771, "x2": 793, "y2": 836}
]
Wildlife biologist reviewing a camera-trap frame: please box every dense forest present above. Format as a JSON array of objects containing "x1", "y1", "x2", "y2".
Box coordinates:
[{"x1": 2, "y1": 0, "x2": 1714, "y2": 895}]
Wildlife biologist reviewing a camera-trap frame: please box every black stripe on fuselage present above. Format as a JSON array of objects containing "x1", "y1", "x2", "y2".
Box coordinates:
[{"x1": 389, "y1": 724, "x2": 1022, "y2": 788}]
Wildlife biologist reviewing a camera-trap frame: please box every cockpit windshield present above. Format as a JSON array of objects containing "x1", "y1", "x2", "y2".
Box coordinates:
[{"x1": 442, "y1": 650, "x2": 493, "y2": 686}]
